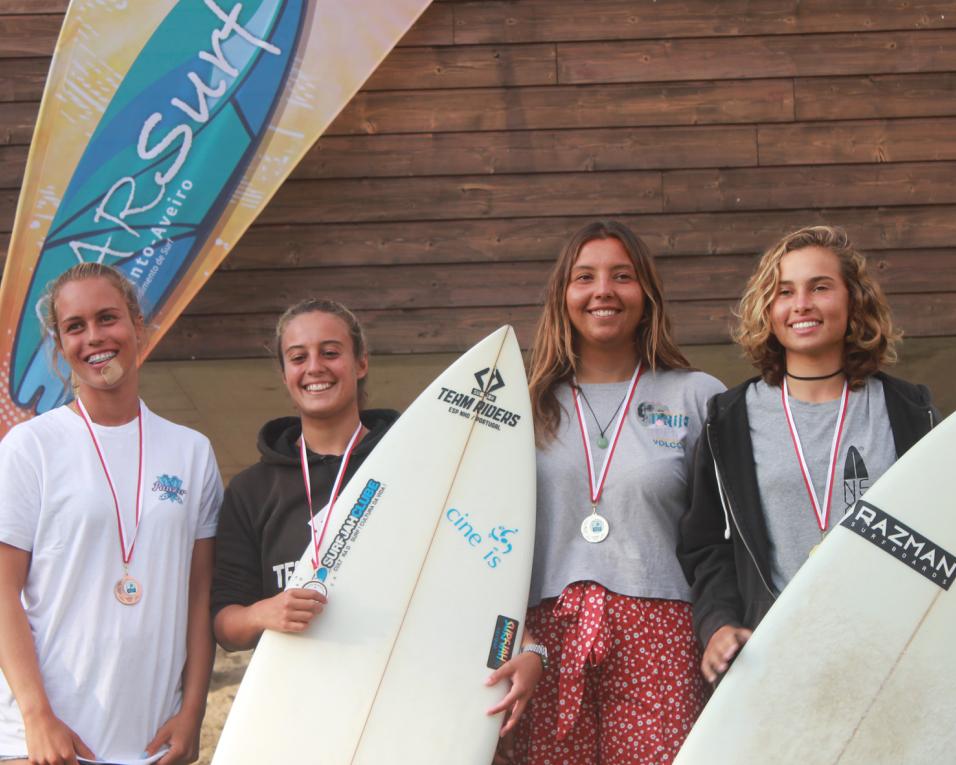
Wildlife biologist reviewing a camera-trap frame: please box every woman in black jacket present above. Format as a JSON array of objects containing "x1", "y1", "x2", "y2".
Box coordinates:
[
  {"x1": 678, "y1": 225, "x2": 938, "y2": 684},
  {"x1": 212, "y1": 299, "x2": 398, "y2": 651}
]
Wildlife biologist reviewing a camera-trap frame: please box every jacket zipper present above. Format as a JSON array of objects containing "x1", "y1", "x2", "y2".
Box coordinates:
[
  {"x1": 706, "y1": 422, "x2": 776, "y2": 600},
  {"x1": 928, "y1": 408, "x2": 936, "y2": 429}
]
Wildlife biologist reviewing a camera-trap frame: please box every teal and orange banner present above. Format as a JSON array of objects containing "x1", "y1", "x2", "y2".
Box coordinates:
[{"x1": 0, "y1": 0, "x2": 432, "y2": 437}]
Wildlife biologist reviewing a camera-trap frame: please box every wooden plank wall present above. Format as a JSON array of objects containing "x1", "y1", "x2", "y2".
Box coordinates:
[{"x1": 2, "y1": 0, "x2": 955, "y2": 359}]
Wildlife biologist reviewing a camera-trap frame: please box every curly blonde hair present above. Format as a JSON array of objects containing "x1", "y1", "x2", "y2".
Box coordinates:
[
  {"x1": 528, "y1": 220, "x2": 689, "y2": 443},
  {"x1": 734, "y1": 226, "x2": 899, "y2": 389}
]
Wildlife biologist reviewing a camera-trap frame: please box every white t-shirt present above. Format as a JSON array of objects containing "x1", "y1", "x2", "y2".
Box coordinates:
[{"x1": 0, "y1": 402, "x2": 222, "y2": 762}]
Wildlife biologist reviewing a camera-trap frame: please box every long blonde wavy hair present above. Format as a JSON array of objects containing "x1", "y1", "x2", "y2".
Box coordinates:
[
  {"x1": 528, "y1": 220, "x2": 690, "y2": 444},
  {"x1": 734, "y1": 225, "x2": 899, "y2": 389}
]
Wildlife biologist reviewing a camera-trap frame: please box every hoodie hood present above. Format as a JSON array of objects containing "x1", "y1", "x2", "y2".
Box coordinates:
[{"x1": 256, "y1": 408, "x2": 400, "y2": 466}]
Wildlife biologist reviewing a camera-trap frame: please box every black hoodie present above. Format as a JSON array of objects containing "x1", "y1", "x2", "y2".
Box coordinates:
[{"x1": 212, "y1": 408, "x2": 399, "y2": 617}]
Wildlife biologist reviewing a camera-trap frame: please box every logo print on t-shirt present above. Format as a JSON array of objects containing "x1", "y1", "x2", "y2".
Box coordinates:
[
  {"x1": 842, "y1": 446, "x2": 871, "y2": 512},
  {"x1": 152, "y1": 474, "x2": 187, "y2": 504},
  {"x1": 636, "y1": 401, "x2": 689, "y2": 429}
]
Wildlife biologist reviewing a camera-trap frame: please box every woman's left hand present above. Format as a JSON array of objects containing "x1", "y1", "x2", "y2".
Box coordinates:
[
  {"x1": 485, "y1": 651, "x2": 544, "y2": 735},
  {"x1": 146, "y1": 706, "x2": 203, "y2": 765}
]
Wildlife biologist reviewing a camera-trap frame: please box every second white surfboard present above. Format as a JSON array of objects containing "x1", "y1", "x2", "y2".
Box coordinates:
[{"x1": 676, "y1": 412, "x2": 955, "y2": 764}]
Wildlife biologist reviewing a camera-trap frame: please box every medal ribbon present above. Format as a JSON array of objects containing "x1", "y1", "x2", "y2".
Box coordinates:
[
  {"x1": 781, "y1": 378, "x2": 850, "y2": 531},
  {"x1": 76, "y1": 398, "x2": 145, "y2": 569},
  {"x1": 571, "y1": 363, "x2": 642, "y2": 508},
  {"x1": 300, "y1": 421, "x2": 363, "y2": 571}
]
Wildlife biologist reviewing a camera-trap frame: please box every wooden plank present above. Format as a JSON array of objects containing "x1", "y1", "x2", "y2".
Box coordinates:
[
  {"x1": 557, "y1": 30, "x2": 956, "y2": 85},
  {"x1": 364, "y1": 43, "x2": 556, "y2": 90},
  {"x1": 6, "y1": 207, "x2": 956, "y2": 269},
  {"x1": 156, "y1": 306, "x2": 544, "y2": 359},
  {"x1": 181, "y1": 249, "x2": 956, "y2": 316},
  {"x1": 328, "y1": 79, "x2": 794, "y2": 134},
  {"x1": 890, "y1": 293, "x2": 956, "y2": 338},
  {"x1": 0, "y1": 189, "x2": 18, "y2": 230},
  {"x1": 0, "y1": 58, "x2": 49, "y2": 102},
  {"x1": 185, "y1": 256, "x2": 760, "y2": 315},
  {"x1": 297, "y1": 125, "x2": 757, "y2": 179},
  {"x1": 663, "y1": 162, "x2": 956, "y2": 213},
  {"x1": 0, "y1": 1, "x2": 66, "y2": 12},
  {"x1": 866, "y1": 249, "x2": 956, "y2": 295},
  {"x1": 0, "y1": 144, "x2": 25, "y2": 188},
  {"x1": 396, "y1": 4, "x2": 454, "y2": 46},
  {"x1": 156, "y1": 302, "x2": 736, "y2": 358},
  {"x1": 796, "y1": 73, "x2": 956, "y2": 120},
  {"x1": 758, "y1": 118, "x2": 956, "y2": 165},
  {"x1": 151, "y1": 294, "x2": 956, "y2": 360},
  {"x1": 0, "y1": 14, "x2": 60, "y2": 58},
  {"x1": 192, "y1": 263, "x2": 553, "y2": 314},
  {"x1": 453, "y1": 0, "x2": 956, "y2": 44},
  {"x1": 210, "y1": 207, "x2": 956, "y2": 272},
  {"x1": 0, "y1": 101, "x2": 38, "y2": 146},
  {"x1": 257, "y1": 171, "x2": 662, "y2": 225}
]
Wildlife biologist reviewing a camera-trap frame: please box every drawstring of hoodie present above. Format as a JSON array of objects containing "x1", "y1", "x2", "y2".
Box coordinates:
[{"x1": 713, "y1": 456, "x2": 732, "y2": 540}]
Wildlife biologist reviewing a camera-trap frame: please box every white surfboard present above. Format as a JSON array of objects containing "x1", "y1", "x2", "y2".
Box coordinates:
[
  {"x1": 675, "y1": 412, "x2": 956, "y2": 764},
  {"x1": 212, "y1": 326, "x2": 535, "y2": 764}
]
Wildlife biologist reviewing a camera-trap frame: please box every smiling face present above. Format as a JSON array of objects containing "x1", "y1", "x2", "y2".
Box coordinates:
[
  {"x1": 280, "y1": 311, "x2": 368, "y2": 425},
  {"x1": 770, "y1": 245, "x2": 850, "y2": 369},
  {"x1": 54, "y1": 276, "x2": 143, "y2": 397},
  {"x1": 565, "y1": 236, "x2": 646, "y2": 354}
]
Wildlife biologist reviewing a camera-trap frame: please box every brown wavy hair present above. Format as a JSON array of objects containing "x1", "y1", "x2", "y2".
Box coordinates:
[
  {"x1": 528, "y1": 220, "x2": 690, "y2": 444},
  {"x1": 734, "y1": 225, "x2": 899, "y2": 389}
]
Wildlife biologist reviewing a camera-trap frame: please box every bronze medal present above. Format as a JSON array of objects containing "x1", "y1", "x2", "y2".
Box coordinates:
[{"x1": 114, "y1": 574, "x2": 143, "y2": 605}]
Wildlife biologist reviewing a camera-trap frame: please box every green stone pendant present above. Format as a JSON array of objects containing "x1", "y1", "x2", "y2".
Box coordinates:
[{"x1": 597, "y1": 435, "x2": 609, "y2": 449}]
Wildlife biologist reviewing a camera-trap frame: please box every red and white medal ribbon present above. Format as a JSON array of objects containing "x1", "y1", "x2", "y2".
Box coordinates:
[
  {"x1": 781, "y1": 378, "x2": 850, "y2": 531},
  {"x1": 76, "y1": 398, "x2": 146, "y2": 603},
  {"x1": 571, "y1": 363, "x2": 642, "y2": 541},
  {"x1": 300, "y1": 421, "x2": 363, "y2": 571}
]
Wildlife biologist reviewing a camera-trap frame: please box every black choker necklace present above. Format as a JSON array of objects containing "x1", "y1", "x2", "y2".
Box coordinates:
[{"x1": 785, "y1": 369, "x2": 844, "y2": 381}]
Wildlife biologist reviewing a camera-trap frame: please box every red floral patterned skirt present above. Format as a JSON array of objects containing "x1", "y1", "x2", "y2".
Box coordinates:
[{"x1": 512, "y1": 582, "x2": 707, "y2": 765}]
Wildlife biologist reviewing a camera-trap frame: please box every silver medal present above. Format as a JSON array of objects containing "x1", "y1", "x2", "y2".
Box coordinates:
[
  {"x1": 303, "y1": 578, "x2": 328, "y2": 597},
  {"x1": 581, "y1": 512, "x2": 610, "y2": 543}
]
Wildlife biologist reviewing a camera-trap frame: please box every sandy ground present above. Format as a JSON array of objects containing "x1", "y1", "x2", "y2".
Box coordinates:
[{"x1": 197, "y1": 648, "x2": 249, "y2": 765}]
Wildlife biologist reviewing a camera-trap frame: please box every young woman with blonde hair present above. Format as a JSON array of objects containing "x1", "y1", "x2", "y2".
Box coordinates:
[
  {"x1": 488, "y1": 220, "x2": 723, "y2": 764},
  {"x1": 0, "y1": 263, "x2": 222, "y2": 764},
  {"x1": 678, "y1": 225, "x2": 939, "y2": 685}
]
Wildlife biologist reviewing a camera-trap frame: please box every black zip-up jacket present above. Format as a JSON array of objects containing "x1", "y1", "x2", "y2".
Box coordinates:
[
  {"x1": 677, "y1": 372, "x2": 938, "y2": 649},
  {"x1": 212, "y1": 409, "x2": 399, "y2": 620}
]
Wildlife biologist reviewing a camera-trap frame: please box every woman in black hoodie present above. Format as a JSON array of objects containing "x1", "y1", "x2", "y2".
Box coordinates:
[{"x1": 212, "y1": 299, "x2": 398, "y2": 651}]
